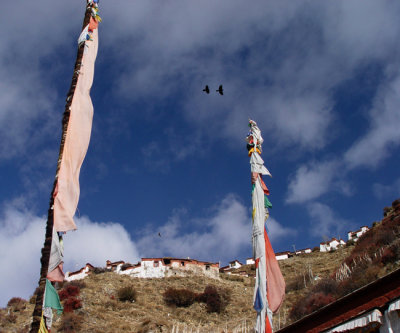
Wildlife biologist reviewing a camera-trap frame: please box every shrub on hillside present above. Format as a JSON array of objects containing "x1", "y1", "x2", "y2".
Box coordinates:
[
  {"x1": 63, "y1": 297, "x2": 82, "y2": 313},
  {"x1": 215, "y1": 287, "x2": 231, "y2": 312},
  {"x1": 304, "y1": 292, "x2": 335, "y2": 313},
  {"x1": 117, "y1": 286, "x2": 137, "y2": 303},
  {"x1": 197, "y1": 285, "x2": 231, "y2": 313},
  {"x1": 163, "y1": 288, "x2": 196, "y2": 307},
  {"x1": 289, "y1": 292, "x2": 335, "y2": 321},
  {"x1": 59, "y1": 285, "x2": 80, "y2": 301},
  {"x1": 197, "y1": 285, "x2": 221, "y2": 313},
  {"x1": 7, "y1": 297, "x2": 27, "y2": 312}
]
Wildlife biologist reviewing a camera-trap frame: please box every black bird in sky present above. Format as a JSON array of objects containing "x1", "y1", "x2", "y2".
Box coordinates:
[
  {"x1": 216, "y1": 85, "x2": 223, "y2": 95},
  {"x1": 203, "y1": 85, "x2": 210, "y2": 94},
  {"x1": 158, "y1": 232, "x2": 162, "y2": 237}
]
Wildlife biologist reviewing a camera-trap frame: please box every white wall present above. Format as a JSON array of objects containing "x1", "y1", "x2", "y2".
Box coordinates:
[
  {"x1": 65, "y1": 266, "x2": 90, "y2": 282},
  {"x1": 276, "y1": 254, "x2": 289, "y2": 260}
]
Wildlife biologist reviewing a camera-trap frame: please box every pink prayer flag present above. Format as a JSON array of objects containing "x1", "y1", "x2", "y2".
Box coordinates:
[
  {"x1": 54, "y1": 29, "x2": 98, "y2": 232},
  {"x1": 47, "y1": 263, "x2": 65, "y2": 283}
]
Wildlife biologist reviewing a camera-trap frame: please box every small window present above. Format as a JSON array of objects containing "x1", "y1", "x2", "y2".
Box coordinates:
[
  {"x1": 154, "y1": 261, "x2": 159, "y2": 267},
  {"x1": 205, "y1": 265, "x2": 210, "y2": 270},
  {"x1": 181, "y1": 261, "x2": 185, "y2": 266}
]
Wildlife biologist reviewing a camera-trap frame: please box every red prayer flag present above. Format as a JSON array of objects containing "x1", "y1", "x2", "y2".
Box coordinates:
[{"x1": 264, "y1": 226, "x2": 285, "y2": 313}]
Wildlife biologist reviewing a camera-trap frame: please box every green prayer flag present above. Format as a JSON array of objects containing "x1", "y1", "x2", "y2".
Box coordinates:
[
  {"x1": 44, "y1": 279, "x2": 63, "y2": 314},
  {"x1": 264, "y1": 195, "x2": 272, "y2": 209}
]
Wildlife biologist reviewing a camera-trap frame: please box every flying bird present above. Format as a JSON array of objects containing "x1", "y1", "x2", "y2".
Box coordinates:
[
  {"x1": 158, "y1": 232, "x2": 162, "y2": 237},
  {"x1": 216, "y1": 85, "x2": 223, "y2": 95},
  {"x1": 203, "y1": 85, "x2": 210, "y2": 94}
]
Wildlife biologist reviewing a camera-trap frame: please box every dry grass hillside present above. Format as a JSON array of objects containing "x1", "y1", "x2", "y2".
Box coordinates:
[
  {"x1": 2, "y1": 198, "x2": 399, "y2": 333},
  {"x1": 1, "y1": 248, "x2": 352, "y2": 333}
]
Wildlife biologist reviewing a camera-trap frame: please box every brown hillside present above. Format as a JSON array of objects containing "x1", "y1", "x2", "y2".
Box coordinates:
[
  {"x1": 1, "y1": 249, "x2": 352, "y2": 332},
  {"x1": 2, "y1": 199, "x2": 398, "y2": 332},
  {"x1": 287, "y1": 198, "x2": 400, "y2": 323}
]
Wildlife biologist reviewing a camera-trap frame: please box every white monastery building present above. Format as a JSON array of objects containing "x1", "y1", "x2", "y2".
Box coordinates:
[
  {"x1": 348, "y1": 226, "x2": 370, "y2": 242},
  {"x1": 65, "y1": 263, "x2": 94, "y2": 281},
  {"x1": 65, "y1": 258, "x2": 220, "y2": 281},
  {"x1": 320, "y1": 238, "x2": 346, "y2": 252},
  {"x1": 275, "y1": 252, "x2": 291, "y2": 261},
  {"x1": 246, "y1": 258, "x2": 255, "y2": 265}
]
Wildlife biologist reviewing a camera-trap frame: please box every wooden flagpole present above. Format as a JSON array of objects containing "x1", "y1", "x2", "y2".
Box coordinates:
[{"x1": 29, "y1": 3, "x2": 93, "y2": 332}]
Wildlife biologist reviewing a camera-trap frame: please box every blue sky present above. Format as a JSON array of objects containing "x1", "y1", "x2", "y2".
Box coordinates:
[{"x1": 1, "y1": 0, "x2": 400, "y2": 305}]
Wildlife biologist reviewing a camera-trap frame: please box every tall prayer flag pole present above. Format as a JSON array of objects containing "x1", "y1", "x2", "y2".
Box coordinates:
[
  {"x1": 30, "y1": 1, "x2": 101, "y2": 331},
  {"x1": 246, "y1": 120, "x2": 285, "y2": 333}
]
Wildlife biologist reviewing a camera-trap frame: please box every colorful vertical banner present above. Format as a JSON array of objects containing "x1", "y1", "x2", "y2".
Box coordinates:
[
  {"x1": 30, "y1": 2, "x2": 101, "y2": 331},
  {"x1": 53, "y1": 24, "x2": 99, "y2": 232},
  {"x1": 41, "y1": 2, "x2": 101, "y2": 331},
  {"x1": 246, "y1": 120, "x2": 285, "y2": 333}
]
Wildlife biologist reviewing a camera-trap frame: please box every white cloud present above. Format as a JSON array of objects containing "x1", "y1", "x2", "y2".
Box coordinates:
[
  {"x1": 99, "y1": 1, "x2": 400, "y2": 153},
  {"x1": 0, "y1": 205, "x2": 43, "y2": 307},
  {"x1": 285, "y1": 71, "x2": 400, "y2": 204},
  {"x1": 136, "y1": 194, "x2": 295, "y2": 264},
  {"x1": 344, "y1": 73, "x2": 400, "y2": 169},
  {"x1": 0, "y1": 203, "x2": 139, "y2": 307},
  {"x1": 286, "y1": 160, "x2": 340, "y2": 204},
  {"x1": 307, "y1": 202, "x2": 351, "y2": 239},
  {"x1": 267, "y1": 217, "x2": 297, "y2": 240},
  {"x1": 2, "y1": 0, "x2": 400, "y2": 167},
  {"x1": 63, "y1": 216, "x2": 140, "y2": 270}
]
